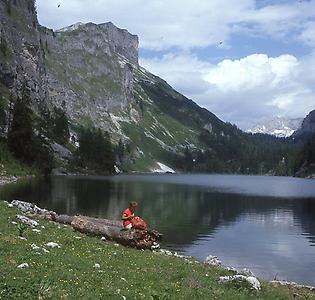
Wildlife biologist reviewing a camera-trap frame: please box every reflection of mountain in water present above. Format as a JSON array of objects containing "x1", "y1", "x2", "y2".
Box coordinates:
[
  {"x1": 294, "y1": 199, "x2": 315, "y2": 246},
  {"x1": 1, "y1": 175, "x2": 315, "y2": 249}
]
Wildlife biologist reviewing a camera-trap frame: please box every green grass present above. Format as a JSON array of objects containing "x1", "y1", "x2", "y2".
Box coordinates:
[
  {"x1": 1, "y1": 201, "x2": 315, "y2": 299},
  {"x1": 0, "y1": 142, "x2": 35, "y2": 177}
]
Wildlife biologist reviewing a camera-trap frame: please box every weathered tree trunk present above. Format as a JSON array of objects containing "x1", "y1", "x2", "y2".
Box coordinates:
[
  {"x1": 54, "y1": 214, "x2": 74, "y2": 225},
  {"x1": 11, "y1": 200, "x2": 162, "y2": 250},
  {"x1": 71, "y1": 216, "x2": 162, "y2": 249}
]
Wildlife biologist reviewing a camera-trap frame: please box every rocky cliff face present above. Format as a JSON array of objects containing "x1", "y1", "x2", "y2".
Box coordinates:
[
  {"x1": 39, "y1": 21, "x2": 139, "y2": 132},
  {"x1": 0, "y1": 0, "x2": 47, "y2": 105},
  {"x1": 292, "y1": 110, "x2": 315, "y2": 142}
]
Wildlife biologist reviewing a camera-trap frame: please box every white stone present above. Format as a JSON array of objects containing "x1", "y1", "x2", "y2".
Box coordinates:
[
  {"x1": 31, "y1": 244, "x2": 41, "y2": 251},
  {"x1": 11, "y1": 221, "x2": 18, "y2": 225},
  {"x1": 101, "y1": 236, "x2": 106, "y2": 241},
  {"x1": 45, "y1": 242, "x2": 61, "y2": 249},
  {"x1": 151, "y1": 242, "x2": 160, "y2": 250},
  {"x1": 239, "y1": 268, "x2": 254, "y2": 277},
  {"x1": 94, "y1": 263, "x2": 101, "y2": 269},
  {"x1": 32, "y1": 229, "x2": 41, "y2": 233},
  {"x1": 205, "y1": 255, "x2": 221, "y2": 266},
  {"x1": 16, "y1": 215, "x2": 38, "y2": 227},
  {"x1": 42, "y1": 248, "x2": 50, "y2": 253},
  {"x1": 17, "y1": 263, "x2": 29, "y2": 269},
  {"x1": 219, "y1": 275, "x2": 261, "y2": 291},
  {"x1": 11, "y1": 200, "x2": 49, "y2": 215},
  {"x1": 271, "y1": 280, "x2": 315, "y2": 291},
  {"x1": 159, "y1": 249, "x2": 173, "y2": 256}
]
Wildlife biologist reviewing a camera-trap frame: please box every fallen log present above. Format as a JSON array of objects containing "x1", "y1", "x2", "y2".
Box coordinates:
[
  {"x1": 53, "y1": 214, "x2": 74, "y2": 225},
  {"x1": 71, "y1": 215, "x2": 162, "y2": 249},
  {"x1": 10, "y1": 200, "x2": 162, "y2": 250}
]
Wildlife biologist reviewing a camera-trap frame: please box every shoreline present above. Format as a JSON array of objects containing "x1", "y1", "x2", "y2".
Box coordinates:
[
  {"x1": 3, "y1": 199, "x2": 315, "y2": 291},
  {"x1": 1, "y1": 200, "x2": 315, "y2": 299}
]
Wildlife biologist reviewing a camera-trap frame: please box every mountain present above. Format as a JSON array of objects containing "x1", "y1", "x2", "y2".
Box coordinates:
[
  {"x1": 292, "y1": 110, "x2": 315, "y2": 178},
  {"x1": 292, "y1": 110, "x2": 315, "y2": 142},
  {"x1": 0, "y1": 0, "x2": 298, "y2": 175},
  {"x1": 247, "y1": 117, "x2": 303, "y2": 138}
]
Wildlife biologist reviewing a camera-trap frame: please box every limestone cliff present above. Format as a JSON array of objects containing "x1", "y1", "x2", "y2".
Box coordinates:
[
  {"x1": 0, "y1": 0, "x2": 293, "y2": 174},
  {"x1": 0, "y1": 0, "x2": 47, "y2": 105}
]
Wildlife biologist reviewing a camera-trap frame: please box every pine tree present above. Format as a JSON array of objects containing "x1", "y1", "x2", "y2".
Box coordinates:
[
  {"x1": 77, "y1": 127, "x2": 115, "y2": 174},
  {"x1": 0, "y1": 98, "x2": 6, "y2": 134},
  {"x1": 52, "y1": 106, "x2": 70, "y2": 145},
  {"x1": 8, "y1": 82, "x2": 35, "y2": 163}
]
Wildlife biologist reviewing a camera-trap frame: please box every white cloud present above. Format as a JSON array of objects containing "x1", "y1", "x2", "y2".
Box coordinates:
[
  {"x1": 300, "y1": 22, "x2": 315, "y2": 48},
  {"x1": 204, "y1": 54, "x2": 299, "y2": 92},
  {"x1": 142, "y1": 52, "x2": 315, "y2": 129},
  {"x1": 37, "y1": 0, "x2": 315, "y2": 50}
]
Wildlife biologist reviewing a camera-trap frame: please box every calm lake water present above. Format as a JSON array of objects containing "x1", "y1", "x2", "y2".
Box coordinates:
[{"x1": 1, "y1": 174, "x2": 315, "y2": 285}]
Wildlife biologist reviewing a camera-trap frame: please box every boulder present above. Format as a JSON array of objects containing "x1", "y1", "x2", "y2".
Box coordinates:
[
  {"x1": 205, "y1": 255, "x2": 221, "y2": 266},
  {"x1": 16, "y1": 215, "x2": 39, "y2": 227},
  {"x1": 219, "y1": 275, "x2": 261, "y2": 291}
]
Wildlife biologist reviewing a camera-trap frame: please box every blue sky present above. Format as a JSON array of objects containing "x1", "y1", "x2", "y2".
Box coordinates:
[{"x1": 36, "y1": 0, "x2": 315, "y2": 129}]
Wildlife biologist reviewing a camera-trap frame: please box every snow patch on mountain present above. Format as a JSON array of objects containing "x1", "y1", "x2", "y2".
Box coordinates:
[
  {"x1": 247, "y1": 117, "x2": 303, "y2": 138},
  {"x1": 151, "y1": 162, "x2": 176, "y2": 173}
]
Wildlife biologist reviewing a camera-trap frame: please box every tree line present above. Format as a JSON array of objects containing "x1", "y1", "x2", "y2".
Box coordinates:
[{"x1": 0, "y1": 82, "x2": 115, "y2": 175}]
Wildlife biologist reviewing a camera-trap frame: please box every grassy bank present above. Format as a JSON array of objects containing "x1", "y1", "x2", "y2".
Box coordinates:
[
  {"x1": 0, "y1": 142, "x2": 35, "y2": 177},
  {"x1": 0, "y1": 201, "x2": 314, "y2": 299}
]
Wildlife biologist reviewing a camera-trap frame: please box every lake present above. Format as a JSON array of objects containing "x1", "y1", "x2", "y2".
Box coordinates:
[{"x1": 1, "y1": 174, "x2": 315, "y2": 286}]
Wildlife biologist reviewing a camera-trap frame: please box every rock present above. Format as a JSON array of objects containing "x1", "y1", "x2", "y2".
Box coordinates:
[
  {"x1": 271, "y1": 280, "x2": 315, "y2": 291},
  {"x1": 18, "y1": 236, "x2": 27, "y2": 241},
  {"x1": 31, "y1": 244, "x2": 41, "y2": 251},
  {"x1": 219, "y1": 275, "x2": 261, "y2": 291},
  {"x1": 32, "y1": 229, "x2": 41, "y2": 233},
  {"x1": 51, "y1": 143, "x2": 72, "y2": 160},
  {"x1": 159, "y1": 249, "x2": 173, "y2": 256},
  {"x1": 11, "y1": 200, "x2": 49, "y2": 215},
  {"x1": 42, "y1": 248, "x2": 50, "y2": 254},
  {"x1": 205, "y1": 255, "x2": 222, "y2": 266},
  {"x1": 17, "y1": 263, "x2": 29, "y2": 269},
  {"x1": 151, "y1": 242, "x2": 160, "y2": 250},
  {"x1": 16, "y1": 215, "x2": 39, "y2": 227},
  {"x1": 94, "y1": 263, "x2": 101, "y2": 269},
  {"x1": 45, "y1": 242, "x2": 61, "y2": 249},
  {"x1": 239, "y1": 268, "x2": 254, "y2": 277},
  {"x1": 101, "y1": 236, "x2": 106, "y2": 241},
  {"x1": 11, "y1": 221, "x2": 18, "y2": 225}
]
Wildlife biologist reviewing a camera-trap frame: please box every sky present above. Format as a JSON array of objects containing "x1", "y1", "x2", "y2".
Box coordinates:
[{"x1": 36, "y1": 0, "x2": 315, "y2": 129}]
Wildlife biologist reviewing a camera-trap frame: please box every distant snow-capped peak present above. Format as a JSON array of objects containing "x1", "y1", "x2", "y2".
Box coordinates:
[{"x1": 247, "y1": 117, "x2": 303, "y2": 138}]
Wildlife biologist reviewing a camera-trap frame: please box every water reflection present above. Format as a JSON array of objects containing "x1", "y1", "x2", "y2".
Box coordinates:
[{"x1": 1, "y1": 174, "x2": 315, "y2": 285}]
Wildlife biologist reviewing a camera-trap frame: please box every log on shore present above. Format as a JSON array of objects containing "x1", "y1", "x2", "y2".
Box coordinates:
[
  {"x1": 53, "y1": 214, "x2": 74, "y2": 225},
  {"x1": 10, "y1": 200, "x2": 162, "y2": 250},
  {"x1": 71, "y1": 216, "x2": 162, "y2": 249}
]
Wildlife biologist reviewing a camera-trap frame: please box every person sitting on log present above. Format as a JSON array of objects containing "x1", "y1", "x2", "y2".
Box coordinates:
[{"x1": 122, "y1": 201, "x2": 138, "y2": 229}]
